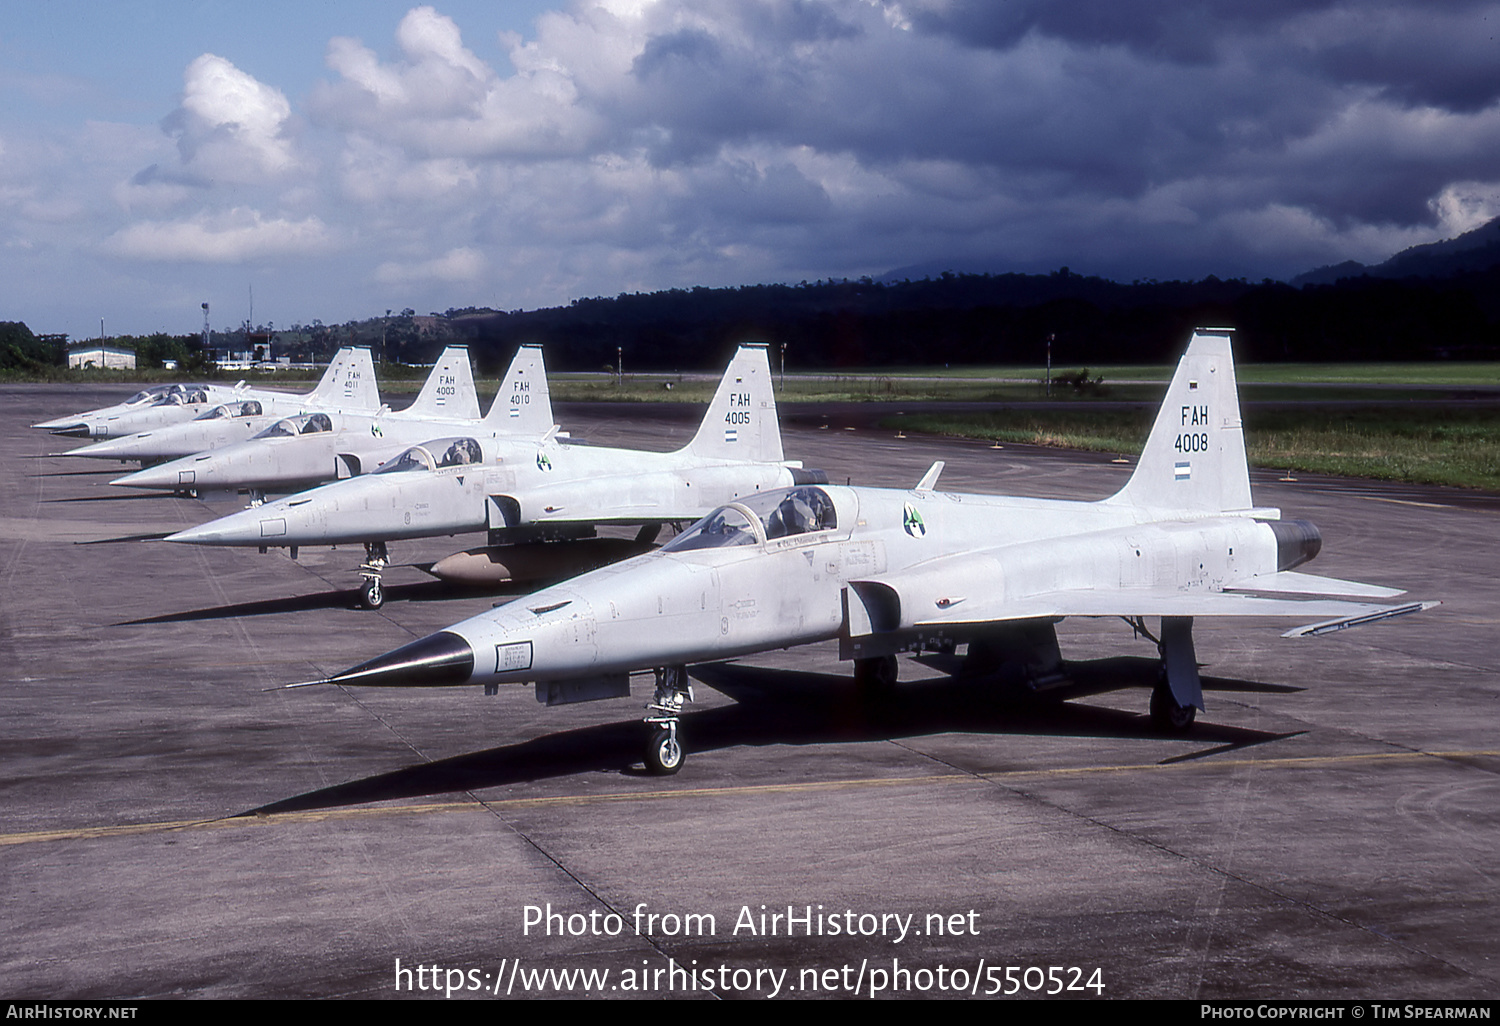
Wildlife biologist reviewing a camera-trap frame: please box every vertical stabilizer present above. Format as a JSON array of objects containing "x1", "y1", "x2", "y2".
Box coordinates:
[
  {"x1": 405, "y1": 346, "x2": 480, "y2": 421},
  {"x1": 307, "y1": 347, "x2": 380, "y2": 410},
  {"x1": 685, "y1": 344, "x2": 784, "y2": 463},
  {"x1": 483, "y1": 345, "x2": 553, "y2": 436},
  {"x1": 1106, "y1": 329, "x2": 1253, "y2": 513}
]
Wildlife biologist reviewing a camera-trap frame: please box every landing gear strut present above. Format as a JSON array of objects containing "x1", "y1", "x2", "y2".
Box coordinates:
[
  {"x1": 358, "y1": 541, "x2": 389, "y2": 610},
  {"x1": 1129, "y1": 615, "x2": 1202, "y2": 733},
  {"x1": 644, "y1": 665, "x2": 692, "y2": 774}
]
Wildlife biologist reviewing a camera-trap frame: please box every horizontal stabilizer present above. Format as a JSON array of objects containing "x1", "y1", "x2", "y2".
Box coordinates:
[{"x1": 1227, "y1": 570, "x2": 1406, "y2": 601}]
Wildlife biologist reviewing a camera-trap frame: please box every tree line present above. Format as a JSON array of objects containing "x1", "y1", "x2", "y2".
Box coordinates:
[{"x1": 7, "y1": 264, "x2": 1498, "y2": 376}]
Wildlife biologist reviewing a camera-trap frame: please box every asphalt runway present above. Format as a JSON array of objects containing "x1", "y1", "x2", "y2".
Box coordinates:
[{"x1": 2, "y1": 382, "x2": 1497, "y2": 1000}]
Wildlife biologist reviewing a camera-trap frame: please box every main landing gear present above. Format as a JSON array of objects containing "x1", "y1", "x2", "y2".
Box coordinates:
[
  {"x1": 1150, "y1": 677, "x2": 1196, "y2": 732},
  {"x1": 853, "y1": 654, "x2": 898, "y2": 701},
  {"x1": 644, "y1": 665, "x2": 692, "y2": 774},
  {"x1": 1128, "y1": 615, "x2": 1203, "y2": 733},
  {"x1": 358, "y1": 541, "x2": 389, "y2": 610}
]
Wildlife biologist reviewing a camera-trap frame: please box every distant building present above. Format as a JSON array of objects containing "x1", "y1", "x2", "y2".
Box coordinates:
[{"x1": 68, "y1": 345, "x2": 136, "y2": 370}]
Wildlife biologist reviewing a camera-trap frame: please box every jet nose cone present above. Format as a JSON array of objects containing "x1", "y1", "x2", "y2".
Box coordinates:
[
  {"x1": 165, "y1": 523, "x2": 218, "y2": 544},
  {"x1": 330, "y1": 631, "x2": 476, "y2": 688},
  {"x1": 37, "y1": 421, "x2": 91, "y2": 436},
  {"x1": 112, "y1": 466, "x2": 170, "y2": 489}
]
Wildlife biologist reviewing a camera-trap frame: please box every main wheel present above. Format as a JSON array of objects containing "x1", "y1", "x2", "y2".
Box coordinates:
[
  {"x1": 646, "y1": 726, "x2": 684, "y2": 775},
  {"x1": 1150, "y1": 683, "x2": 1196, "y2": 732},
  {"x1": 360, "y1": 578, "x2": 384, "y2": 610}
]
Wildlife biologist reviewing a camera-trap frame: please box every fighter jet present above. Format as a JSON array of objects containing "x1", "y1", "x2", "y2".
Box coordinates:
[
  {"x1": 32, "y1": 348, "x2": 380, "y2": 439},
  {"x1": 110, "y1": 345, "x2": 503, "y2": 501},
  {"x1": 167, "y1": 344, "x2": 821, "y2": 609},
  {"x1": 294, "y1": 330, "x2": 1435, "y2": 774},
  {"x1": 63, "y1": 348, "x2": 385, "y2": 464}
]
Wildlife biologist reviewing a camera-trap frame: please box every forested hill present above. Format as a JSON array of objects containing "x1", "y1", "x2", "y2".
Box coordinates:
[{"x1": 450, "y1": 263, "x2": 1500, "y2": 374}]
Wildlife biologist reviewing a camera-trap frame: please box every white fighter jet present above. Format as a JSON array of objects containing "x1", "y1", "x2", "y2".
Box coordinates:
[
  {"x1": 110, "y1": 345, "x2": 506, "y2": 501},
  {"x1": 32, "y1": 348, "x2": 380, "y2": 439},
  {"x1": 63, "y1": 348, "x2": 390, "y2": 464},
  {"x1": 166, "y1": 344, "x2": 821, "y2": 609},
  {"x1": 294, "y1": 330, "x2": 1435, "y2": 773}
]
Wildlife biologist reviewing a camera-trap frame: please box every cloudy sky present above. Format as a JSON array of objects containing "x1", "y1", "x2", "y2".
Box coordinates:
[{"x1": 3, "y1": 0, "x2": 1499, "y2": 340}]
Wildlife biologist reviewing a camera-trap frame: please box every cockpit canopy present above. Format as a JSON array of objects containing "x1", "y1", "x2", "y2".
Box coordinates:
[
  {"x1": 663, "y1": 486, "x2": 837, "y2": 552},
  {"x1": 437, "y1": 437, "x2": 482, "y2": 467},
  {"x1": 374, "y1": 445, "x2": 436, "y2": 475},
  {"x1": 126, "y1": 385, "x2": 175, "y2": 406},
  {"x1": 374, "y1": 437, "x2": 482, "y2": 475},
  {"x1": 155, "y1": 387, "x2": 209, "y2": 407},
  {"x1": 255, "y1": 412, "x2": 334, "y2": 439},
  {"x1": 194, "y1": 400, "x2": 261, "y2": 421}
]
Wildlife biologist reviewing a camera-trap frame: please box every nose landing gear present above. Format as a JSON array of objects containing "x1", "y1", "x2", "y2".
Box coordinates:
[
  {"x1": 644, "y1": 665, "x2": 692, "y2": 774},
  {"x1": 358, "y1": 541, "x2": 390, "y2": 609}
]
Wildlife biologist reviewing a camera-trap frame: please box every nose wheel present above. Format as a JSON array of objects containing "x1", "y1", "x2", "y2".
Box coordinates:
[
  {"x1": 646, "y1": 725, "x2": 684, "y2": 775},
  {"x1": 644, "y1": 665, "x2": 692, "y2": 775},
  {"x1": 357, "y1": 541, "x2": 389, "y2": 610}
]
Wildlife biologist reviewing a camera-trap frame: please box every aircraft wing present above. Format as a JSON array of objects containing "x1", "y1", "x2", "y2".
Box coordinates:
[
  {"x1": 847, "y1": 551, "x2": 1434, "y2": 641},
  {"x1": 907, "y1": 588, "x2": 1434, "y2": 636}
]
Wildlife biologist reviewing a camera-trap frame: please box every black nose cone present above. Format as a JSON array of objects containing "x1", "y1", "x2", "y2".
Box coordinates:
[{"x1": 333, "y1": 631, "x2": 475, "y2": 687}]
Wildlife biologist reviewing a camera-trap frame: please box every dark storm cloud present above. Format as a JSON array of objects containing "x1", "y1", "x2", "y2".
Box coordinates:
[
  {"x1": 1306, "y1": 4, "x2": 1500, "y2": 112},
  {"x1": 68, "y1": 0, "x2": 1500, "y2": 334},
  {"x1": 598, "y1": 0, "x2": 1500, "y2": 269},
  {"x1": 905, "y1": 0, "x2": 1351, "y2": 62}
]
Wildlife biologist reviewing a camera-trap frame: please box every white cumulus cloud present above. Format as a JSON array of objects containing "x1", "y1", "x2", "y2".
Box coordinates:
[
  {"x1": 374, "y1": 246, "x2": 489, "y2": 285},
  {"x1": 104, "y1": 208, "x2": 332, "y2": 263},
  {"x1": 164, "y1": 54, "x2": 299, "y2": 183}
]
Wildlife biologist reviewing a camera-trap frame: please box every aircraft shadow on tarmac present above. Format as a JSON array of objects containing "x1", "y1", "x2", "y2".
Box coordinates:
[
  {"x1": 118, "y1": 579, "x2": 519, "y2": 623},
  {"x1": 240, "y1": 657, "x2": 1303, "y2": 817},
  {"x1": 49, "y1": 495, "x2": 191, "y2": 508}
]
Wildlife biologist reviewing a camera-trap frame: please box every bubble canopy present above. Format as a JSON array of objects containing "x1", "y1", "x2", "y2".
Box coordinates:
[
  {"x1": 663, "y1": 486, "x2": 837, "y2": 552},
  {"x1": 372, "y1": 438, "x2": 482, "y2": 475}
]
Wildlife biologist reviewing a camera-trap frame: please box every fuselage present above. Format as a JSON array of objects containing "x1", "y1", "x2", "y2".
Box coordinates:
[
  {"x1": 167, "y1": 434, "x2": 808, "y2": 548},
  {"x1": 41, "y1": 384, "x2": 237, "y2": 438},
  {"x1": 415, "y1": 483, "x2": 1292, "y2": 688},
  {"x1": 68, "y1": 401, "x2": 280, "y2": 462},
  {"x1": 112, "y1": 409, "x2": 485, "y2": 493}
]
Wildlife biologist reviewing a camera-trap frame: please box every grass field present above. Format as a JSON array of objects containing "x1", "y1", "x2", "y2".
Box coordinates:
[
  {"x1": 883, "y1": 405, "x2": 1500, "y2": 492},
  {"x1": 26, "y1": 362, "x2": 1500, "y2": 490}
]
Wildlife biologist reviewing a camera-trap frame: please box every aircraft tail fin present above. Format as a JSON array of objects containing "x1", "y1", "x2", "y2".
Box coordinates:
[
  {"x1": 483, "y1": 345, "x2": 553, "y2": 435},
  {"x1": 1106, "y1": 329, "x2": 1253, "y2": 513},
  {"x1": 684, "y1": 344, "x2": 784, "y2": 463},
  {"x1": 405, "y1": 346, "x2": 480, "y2": 421},
  {"x1": 307, "y1": 347, "x2": 380, "y2": 410}
]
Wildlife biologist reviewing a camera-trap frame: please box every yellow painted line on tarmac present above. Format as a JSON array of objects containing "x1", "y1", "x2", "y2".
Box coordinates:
[
  {"x1": 4, "y1": 749, "x2": 1497, "y2": 848},
  {"x1": 1362, "y1": 496, "x2": 1453, "y2": 510}
]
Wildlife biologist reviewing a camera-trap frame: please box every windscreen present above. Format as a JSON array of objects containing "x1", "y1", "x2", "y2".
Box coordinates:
[
  {"x1": 374, "y1": 446, "x2": 435, "y2": 475},
  {"x1": 661, "y1": 506, "x2": 759, "y2": 551}
]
